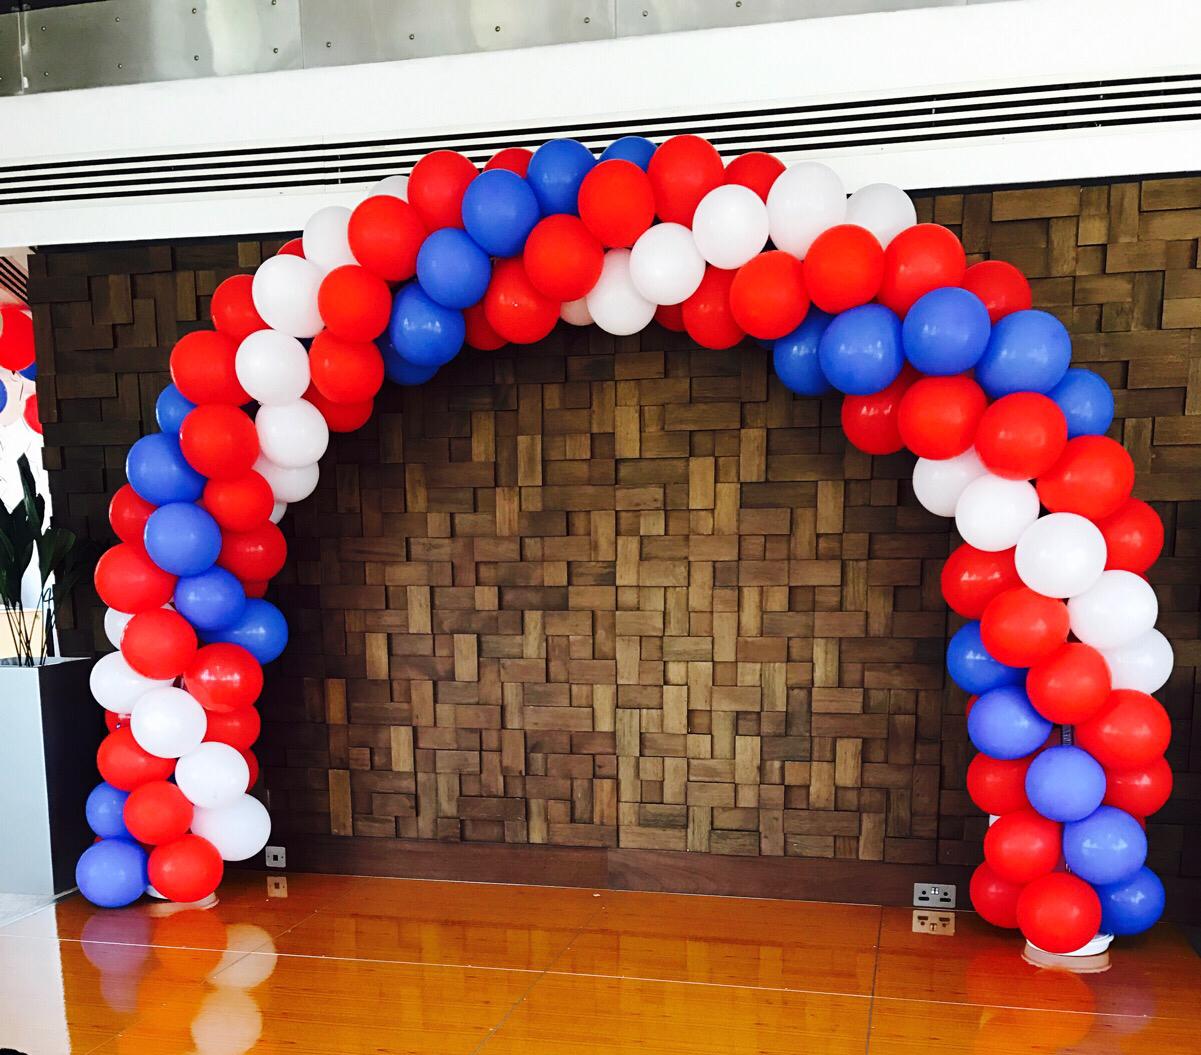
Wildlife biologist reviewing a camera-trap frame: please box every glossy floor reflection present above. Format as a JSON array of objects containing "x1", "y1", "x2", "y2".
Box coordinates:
[{"x1": 0, "y1": 871, "x2": 1197, "y2": 1054}]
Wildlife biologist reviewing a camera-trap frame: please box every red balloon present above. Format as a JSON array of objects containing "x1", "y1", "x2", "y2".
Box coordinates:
[
  {"x1": 407, "y1": 149, "x2": 477, "y2": 231},
  {"x1": 682, "y1": 266, "x2": 743, "y2": 350},
  {"x1": 878, "y1": 224, "x2": 967, "y2": 317},
  {"x1": 209, "y1": 275, "x2": 266, "y2": 342},
  {"x1": 184, "y1": 643, "x2": 264, "y2": 712},
  {"x1": 317, "y1": 265, "x2": 392, "y2": 342},
  {"x1": 277, "y1": 238, "x2": 305, "y2": 257},
  {"x1": 169, "y1": 331, "x2": 247, "y2": 405},
  {"x1": 463, "y1": 302, "x2": 507, "y2": 351},
  {"x1": 1026, "y1": 643, "x2": 1111, "y2": 724},
  {"x1": 121, "y1": 608, "x2": 198, "y2": 680},
  {"x1": 970, "y1": 862, "x2": 1024, "y2": 929},
  {"x1": 347, "y1": 195, "x2": 427, "y2": 282},
  {"x1": 729, "y1": 251, "x2": 809, "y2": 340},
  {"x1": 803, "y1": 225, "x2": 884, "y2": 314},
  {"x1": 1037, "y1": 436, "x2": 1134, "y2": 521},
  {"x1": 983, "y1": 808, "x2": 1062, "y2": 884},
  {"x1": 722, "y1": 151, "x2": 785, "y2": 202},
  {"x1": 242, "y1": 579, "x2": 269, "y2": 599},
  {"x1": 577, "y1": 160, "x2": 655, "y2": 248},
  {"x1": 104, "y1": 710, "x2": 127, "y2": 734},
  {"x1": 217, "y1": 522, "x2": 287, "y2": 582},
  {"x1": 97, "y1": 727, "x2": 176, "y2": 792},
  {"x1": 646, "y1": 135, "x2": 724, "y2": 225},
  {"x1": 202, "y1": 472, "x2": 274, "y2": 533},
  {"x1": 523, "y1": 215, "x2": 604, "y2": 301},
  {"x1": 484, "y1": 258, "x2": 560, "y2": 345},
  {"x1": 941, "y1": 543, "x2": 1021, "y2": 619},
  {"x1": 0, "y1": 306, "x2": 34, "y2": 370},
  {"x1": 1096, "y1": 498, "x2": 1163, "y2": 574},
  {"x1": 1076, "y1": 689, "x2": 1171, "y2": 769},
  {"x1": 1104, "y1": 756, "x2": 1173, "y2": 817},
  {"x1": 980, "y1": 587, "x2": 1070, "y2": 667},
  {"x1": 967, "y1": 753, "x2": 1032, "y2": 816},
  {"x1": 123, "y1": 781, "x2": 193, "y2": 845},
  {"x1": 840, "y1": 365, "x2": 918, "y2": 456},
  {"x1": 655, "y1": 303, "x2": 685, "y2": 332},
  {"x1": 203, "y1": 706, "x2": 261, "y2": 752},
  {"x1": 485, "y1": 147, "x2": 533, "y2": 176},
  {"x1": 95, "y1": 543, "x2": 177, "y2": 614},
  {"x1": 23, "y1": 395, "x2": 42, "y2": 435},
  {"x1": 179, "y1": 404, "x2": 259, "y2": 480},
  {"x1": 242, "y1": 748, "x2": 260, "y2": 788},
  {"x1": 303, "y1": 384, "x2": 373, "y2": 433},
  {"x1": 109, "y1": 484, "x2": 157, "y2": 544},
  {"x1": 962, "y1": 260, "x2": 1032, "y2": 323},
  {"x1": 896, "y1": 375, "x2": 987, "y2": 459},
  {"x1": 1017, "y1": 873, "x2": 1101, "y2": 954},
  {"x1": 148, "y1": 835, "x2": 224, "y2": 904},
  {"x1": 309, "y1": 331, "x2": 385, "y2": 404},
  {"x1": 975, "y1": 393, "x2": 1067, "y2": 480}
]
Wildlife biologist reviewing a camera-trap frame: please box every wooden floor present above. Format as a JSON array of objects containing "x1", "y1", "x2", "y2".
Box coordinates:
[{"x1": 0, "y1": 872, "x2": 1196, "y2": 1054}]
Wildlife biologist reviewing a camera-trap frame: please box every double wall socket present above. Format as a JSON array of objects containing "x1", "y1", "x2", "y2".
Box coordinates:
[
  {"x1": 912, "y1": 910, "x2": 956, "y2": 936},
  {"x1": 913, "y1": 882, "x2": 956, "y2": 908}
]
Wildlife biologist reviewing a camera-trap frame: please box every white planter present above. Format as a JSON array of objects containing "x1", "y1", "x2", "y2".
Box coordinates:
[{"x1": 0, "y1": 657, "x2": 103, "y2": 896}]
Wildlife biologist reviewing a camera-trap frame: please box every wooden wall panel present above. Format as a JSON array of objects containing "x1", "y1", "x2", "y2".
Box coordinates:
[{"x1": 30, "y1": 179, "x2": 1201, "y2": 910}]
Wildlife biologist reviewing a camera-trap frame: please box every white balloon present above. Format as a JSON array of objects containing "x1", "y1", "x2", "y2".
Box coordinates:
[
  {"x1": 191, "y1": 987, "x2": 262, "y2": 1055},
  {"x1": 255, "y1": 400, "x2": 329, "y2": 469},
  {"x1": 560, "y1": 297, "x2": 593, "y2": 326},
  {"x1": 302, "y1": 205, "x2": 355, "y2": 273},
  {"x1": 954, "y1": 474, "x2": 1040, "y2": 552},
  {"x1": 691, "y1": 184, "x2": 770, "y2": 269},
  {"x1": 1015, "y1": 512, "x2": 1107, "y2": 598},
  {"x1": 1068, "y1": 570, "x2": 1159, "y2": 651},
  {"x1": 251, "y1": 255, "x2": 323, "y2": 338},
  {"x1": 254, "y1": 454, "x2": 319, "y2": 504},
  {"x1": 912, "y1": 448, "x2": 987, "y2": 518},
  {"x1": 586, "y1": 249, "x2": 656, "y2": 336},
  {"x1": 176, "y1": 742, "x2": 250, "y2": 810},
  {"x1": 845, "y1": 183, "x2": 917, "y2": 247},
  {"x1": 89, "y1": 652, "x2": 172, "y2": 713},
  {"x1": 103, "y1": 608, "x2": 135, "y2": 649},
  {"x1": 269, "y1": 500, "x2": 288, "y2": 524},
  {"x1": 208, "y1": 926, "x2": 277, "y2": 989},
  {"x1": 629, "y1": 222, "x2": 705, "y2": 305},
  {"x1": 1101, "y1": 628, "x2": 1174, "y2": 694},
  {"x1": 130, "y1": 687, "x2": 208, "y2": 759},
  {"x1": 235, "y1": 331, "x2": 311, "y2": 406},
  {"x1": 191, "y1": 795, "x2": 271, "y2": 862},
  {"x1": 367, "y1": 175, "x2": 408, "y2": 200},
  {"x1": 766, "y1": 162, "x2": 847, "y2": 259}
]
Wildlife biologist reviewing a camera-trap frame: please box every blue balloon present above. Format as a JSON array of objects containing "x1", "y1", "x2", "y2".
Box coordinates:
[
  {"x1": 19, "y1": 361, "x2": 37, "y2": 380},
  {"x1": 1064, "y1": 805, "x2": 1148, "y2": 886},
  {"x1": 174, "y1": 566, "x2": 246, "y2": 633},
  {"x1": 974, "y1": 309, "x2": 1071, "y2": 397},
  {"x1": 947, "y1": 621, "x2": 1025, "y2": 695},
  {"x1": 461, "y1": 170, "x2": 541, "y2": 257},
  {"x1": 125, "y1": 433, "x2": 206, "y2": 506},
  {"x1": 389, "y1": 284, "x2": 465, "y2": 368},
  {"x1": 968, "y1": 684, "x2": 1052, "y2": 760},
  {"x1": 155, "y1": 384, "x2": 196, "y2": 435},
  {"x1": 204, "y1": 598, "x2": 289, "y2": 664},
  {"x1": 380, "y1": 340, "x2": 439, "y2": 386},
  {"x1": 901, "y1": 287, "x2": 991, "y2": 375},
  {"x1": 817, "y1": 303, "x2": 904, "y2": 395},
  {"x1": 85, "y1": 782, "x2": 130, "y2": 840},
  {"x1": 526, "y1": 139, "x2": 596, "y2": 215},
  {"x1": 1025, "y1": 745, "x2": 1106, "y2": 822},
  {"x1": 600, "y1": 136, "x2": 656, "y2": 170},
  {"x1": 76, "y1": 838, "x2": 147, "y2": 909},
  {"x1": 144, "y1": 501, "x2": 222, "y2": 577},
  {"x1": 0, "y1": 383, "x2": 6, "y2": 415},
  {"x1": 773, "y1": 310, "x2": 832, "y2": 395},
  {"x1": 1048, "y1": 368, "x2": 1114, "y2": 438},
  {"x1": 1097, "y1": 866, "x2": 1165, "y2": 936},
  {"x1": 415, "y1": 229, "x2": 492, "y2": 310}
]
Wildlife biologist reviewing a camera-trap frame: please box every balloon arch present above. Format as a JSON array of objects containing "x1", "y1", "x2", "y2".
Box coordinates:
[{"x1": 80, "y1": 135, "x2": 1171, "y2": 954}]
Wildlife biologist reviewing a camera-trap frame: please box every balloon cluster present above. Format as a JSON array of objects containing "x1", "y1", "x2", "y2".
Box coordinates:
[
  {"x1": 79, "y1": 134, "x2": 1172, "y2": 950},
  {"x1": 0, "y1": 304, "x2": 41, "y2": 432}
]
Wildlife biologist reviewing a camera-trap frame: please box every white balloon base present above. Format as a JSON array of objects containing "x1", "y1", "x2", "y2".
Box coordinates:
[
  {"x1": 1022, "y1": 933, "x2": 1114, "y2": 973},
  {"x1": 144, "y1": 884, "x2": 219, "y2": 916}
]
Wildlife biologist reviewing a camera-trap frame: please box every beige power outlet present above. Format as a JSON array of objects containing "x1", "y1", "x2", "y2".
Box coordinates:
[{"x1": 912, "y1": 909, "x2": 955, "y2": 935}]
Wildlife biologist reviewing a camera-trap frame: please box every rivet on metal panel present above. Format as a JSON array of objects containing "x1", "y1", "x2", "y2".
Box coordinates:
[
  {"x1": 325, "y1": 41, "x2": 332, "y2": 48},
  {"x1": 584, "y1": 16, "x2": 591, "y2": 22},
  {"x1": 494, "y1": 25, "x2": 501, "y2": 32},
  {"x1": 193, "y1": 55, "x2": 199, "y2": 61},
  {"x1": 409, "y1": 34, "x2": 415, "y2": 40},
  {"x1": 273, "y1": 47, "x2": 279, "y2": 54},
  {"x1": 117, "y1": 63, "x2": 123, "y2": 69}
]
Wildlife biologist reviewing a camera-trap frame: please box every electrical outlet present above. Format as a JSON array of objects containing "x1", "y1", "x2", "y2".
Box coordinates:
[
  {"x1": 265, "y1": 845, "x2": 286, "y2": 868},
  {"x1": 267, "y1": 876, "x2": 288, "y2": 898},
  {"x1": 912, "y1": 910, "x2": 956, "y2": 936},
  {"x1": 913, "y1": 882, "x2": 956, "y2": 908}
]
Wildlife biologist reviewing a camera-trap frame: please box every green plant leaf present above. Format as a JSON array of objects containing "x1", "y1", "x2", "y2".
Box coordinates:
[
  {"x1": 37, "y1": 525, "x2": 76, "y2": 589},
  {"x1": 17, "y1": 454, "x2": 45, "y2": 533}
]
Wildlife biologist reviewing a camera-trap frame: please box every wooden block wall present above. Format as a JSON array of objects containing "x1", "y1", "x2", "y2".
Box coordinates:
[{"x1": 29, "y1": 178, "x2": 1201, "y2": 892}]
